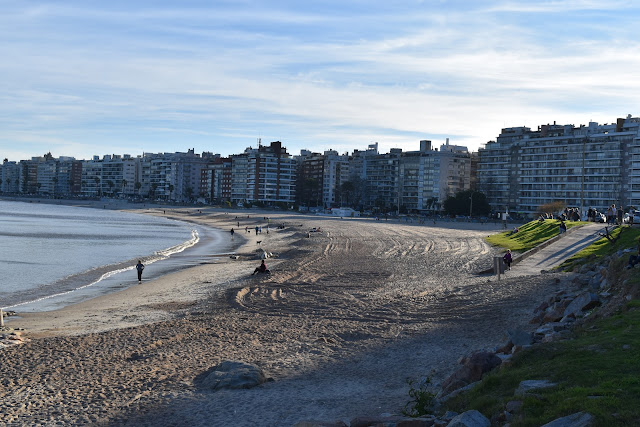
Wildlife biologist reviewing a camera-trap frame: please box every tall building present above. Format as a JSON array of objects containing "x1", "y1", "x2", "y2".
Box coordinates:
[
  {"x1": 478, "y1": 115, "x2": 640, "y2": 216},
  {"x1": 231, "y1": 141, "x2": 296, "y2": 205},
  {"x1": 1, "y1": 160, "x2": 20, "y2": 193},
  {"x1": 295, "y1": 149, "x2": 349, "y2": 208}
]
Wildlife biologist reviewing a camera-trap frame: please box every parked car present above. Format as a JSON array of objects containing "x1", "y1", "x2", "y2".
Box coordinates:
[
  {"x1": 593, "y1": 211, "x2": 606, "y2": 223},
  {"x1": 624, "y1": 211, "x2": 640, "y2": 224}
]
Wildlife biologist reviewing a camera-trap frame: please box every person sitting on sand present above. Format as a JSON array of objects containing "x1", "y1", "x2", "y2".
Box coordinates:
[{"x1": 252, "y1": 260, "x2": 270, "y2": 275}]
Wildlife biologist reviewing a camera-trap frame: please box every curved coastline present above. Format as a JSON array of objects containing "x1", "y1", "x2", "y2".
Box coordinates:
[{"x1": 2, "y1": 199, "x2": 243, "y2": 313}]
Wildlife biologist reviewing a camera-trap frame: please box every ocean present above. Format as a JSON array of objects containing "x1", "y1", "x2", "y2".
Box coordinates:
[{"x1": 0, "y1": 200, "x2": 234, "y2": 312}]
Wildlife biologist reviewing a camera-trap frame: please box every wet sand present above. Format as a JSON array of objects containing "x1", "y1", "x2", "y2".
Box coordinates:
[{"x1": 0, "y1": 207, "x2": 570, "y2": 426}]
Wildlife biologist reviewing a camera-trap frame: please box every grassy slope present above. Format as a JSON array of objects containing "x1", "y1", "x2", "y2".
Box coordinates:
[
  {"x1": 447, "y1": 225, "x2": 640, "y2": 425},
  {"x1": 486, "y1": 219, "x2": 586, "y2": 253},
  {"x1": 445, "y1": 301, "x2": 640, "y2": 426}
]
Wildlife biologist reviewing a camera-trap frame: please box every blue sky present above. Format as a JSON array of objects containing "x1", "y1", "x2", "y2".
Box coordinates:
[{"x1": 2, "y1": 0, "x2": 640, "y2": 161}]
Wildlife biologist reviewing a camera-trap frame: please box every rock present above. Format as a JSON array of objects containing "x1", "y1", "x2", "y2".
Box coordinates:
[
  {"x1": 349, "y1": 415, "x2": 433, "y2": 427},
  {"x1": 543, "y1": 306, "x2": 565, "y2": 323},
  {"x1": 505, "y1": 400, "x2": 523, "y2": 413},
  {"x1": 515, "y1": 379, "x2": 557, "y2": 396},
  {"x1": 446, "y1": 410, "x2": 490, "y2": 427},
  {"x1": 540, "y1": 411, "x2": 594, "y2": 427},
  {"x1": 441, "y1": 352, "x2": 501, "y2": 395},
  {"x1": 507, "y1": 329, "x2": 533, "y2": 346},
  {"x1": 294, "y1": 421, "x2": 348, "y2": 427},
  {"x1": 563, "y1": 292, "x2": 600, "y2": 318},
  {"x1": 202, "y1": 360, "x2": 268, "y2": 391}
]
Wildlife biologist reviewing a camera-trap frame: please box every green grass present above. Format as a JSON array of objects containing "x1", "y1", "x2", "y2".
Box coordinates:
[
  {"x1": 443, "y1": 301, "x2": 640, "y2": 426},
  {"x1": 486, "y1": 220, "x2": 587, "y2": 253},
  {"x1": 559, "y1": 226, "x2": 640, "y2": 272}
]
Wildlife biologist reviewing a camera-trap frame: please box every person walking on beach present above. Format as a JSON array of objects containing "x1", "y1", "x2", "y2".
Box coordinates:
[
  {"x1": 230, "y1": 227, "x2": 235, "y2": 240},
  {"x1": 136, "y1": 260, "x2": 145, "y2": 283},
  {"x1": 503, "y1": 249, "x2": 513, "y2": 271}
]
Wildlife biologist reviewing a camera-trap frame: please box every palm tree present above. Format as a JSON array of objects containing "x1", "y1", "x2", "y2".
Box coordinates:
[
  {"x1": 94, "y1": 176, "x2": 101, "y2": 197},
  {"x1": 150, "y1": 183, "x2": 158, "y2": 198},
  {"x1": 168, "y1": 184, "x2": 174, "y2": 201},
  {"x1": 106, "y1": 180, "x2": 114, "y2": 196},
  {"x1": 135, "y1": 181, "x2": 142, "y2": 196},
  {"x1": 121, "y1": 179, "x2": 128, "y2": 197},
  {"x1": 52, "y1": 177, "x2": 58, "y2": 197},
  {"x1": 0, "y1": 178, "x2": 3, "y2": 193}
]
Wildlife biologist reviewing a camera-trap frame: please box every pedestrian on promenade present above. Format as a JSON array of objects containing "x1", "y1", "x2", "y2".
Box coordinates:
[
  {"x1": 503, "y1": 249, "x2": 513, "y2": 271},
  {"x1": 136, "y1": 260, "x2": 145, "y2": 283}
]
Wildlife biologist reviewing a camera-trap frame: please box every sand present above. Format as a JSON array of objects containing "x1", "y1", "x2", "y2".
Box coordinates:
[{"x1": 0, "y1": 206, "x2": 571, "y2": 426}]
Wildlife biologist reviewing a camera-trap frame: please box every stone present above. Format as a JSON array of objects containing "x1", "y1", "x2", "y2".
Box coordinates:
[
  {"x1": 515, "y1": 380, "x2": 557, "y2": 396},
  {"x1": 202, "y1": 360, "x2": 268, "y2": 391},
  {"x1": 507, "y1": 329, "x2": 533, "y2": 346},
  {"x1": 441, "y1": 352, "x2": 501, "y2": 395},
  {"x1": 294, "y1": 422, "x2": 348, "y2": 427},
  {"x1": 540, "y1": 411, "x2": 594, "y2": 427},
  {"x1": 563, "y1": 292, "x2": 600, "y2": 318},
  {"x1": 505, "y1": 400, "x2": 523, "y2": 413},
  {"x1": 446, "y1": 410, "x2": 490, "y2": 427},
  {"x1": 349, "y1": 416, "x2": 404, "y2": 427}
]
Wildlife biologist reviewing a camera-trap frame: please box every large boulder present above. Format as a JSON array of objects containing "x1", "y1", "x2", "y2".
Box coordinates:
[
  {"x1": 563, "y1": 292, "x2": 600, "y2": 318},
  {"x1": 202, "y1": 360, "x2": 268, "y2": 391},
  {"x1": 515, "y1": 379, "x2": 557, "y2": 396},
  {"x1": 446, "y1": 410, "x2": 490, "y2": 427},
  {"x1": 540, "y1": 411, "x2": 594, "y2": 427},
  {"x1": 441, "y1": 352, "x2": 501, "y2": 395}
]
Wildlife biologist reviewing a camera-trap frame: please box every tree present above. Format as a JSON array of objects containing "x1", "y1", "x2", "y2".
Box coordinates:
[
  {"x1": 135, "y1": 181, "x2": 142, "y2": 196},
  {"x1": 106, "y1": 180, "x2": 114, "y2": 196},
  {"x1": 0, "y1": 178, "x2": 3, "y2": 192},
  {"x1": 339, "y1": 181, "x2": 355, "y2": 207},
  {"x1": 121, "y1": 179, "x2": 128, "y2": 197},
  {"x1": 443, "y1": 190, "x2": 490, "y2": 217},
  {"x1": 150, "y1": 183, "x2": 158, "y2": 198},
  {"x1": 168, "y1": 184, "x2": 174, "y2": 201},
  {"x1": 185, "y1": 186, "x2": 194, "y2": 201},
  {"x1": 94, "y1": 176, "x2": 101, "y2": 196},
  {"x1": 52, "y1": 177, "x2": 58, "y2": 197}
]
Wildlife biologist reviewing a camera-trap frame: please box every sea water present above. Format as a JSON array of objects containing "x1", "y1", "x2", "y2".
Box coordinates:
[{"x1": 0, "y1": 200, "x2": 234, "y2": 312}]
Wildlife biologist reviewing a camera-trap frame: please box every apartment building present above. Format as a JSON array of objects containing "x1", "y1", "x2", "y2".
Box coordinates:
[
  {"x1": 201, "y1": 157, "x2": 232, "y2": 203},
  {"x1": 478, "y1": 115, "x2": 640, "y2": 216},
  {"x1": 231, "y1": 141, "x2": 296, "y2": 205},
  {"x1": 1, "y1": 160, "x2": 20, "y2": 193},
  {"x1": 295, "y1": 149, "x2": 349, "y2": 208}
]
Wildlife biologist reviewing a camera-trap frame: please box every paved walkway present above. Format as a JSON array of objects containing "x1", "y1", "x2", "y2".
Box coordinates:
[{"x1": 502, "y1": 223, "x2": 605, "y2": 277}]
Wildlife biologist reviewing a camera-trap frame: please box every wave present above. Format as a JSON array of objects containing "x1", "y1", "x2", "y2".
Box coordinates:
[{"x1": 2, "y1": 229, "x2": 200, "y2": 310}]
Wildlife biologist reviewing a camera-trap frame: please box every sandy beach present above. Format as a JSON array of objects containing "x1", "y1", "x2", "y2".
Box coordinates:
[{"x1": 0, "y1": 205, "x2": 573, "y2": 426}]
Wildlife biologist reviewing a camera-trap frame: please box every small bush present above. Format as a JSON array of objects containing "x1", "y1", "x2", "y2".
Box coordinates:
[{"x1": 403, "y1": 377, "x2": 437, "y2": 417}]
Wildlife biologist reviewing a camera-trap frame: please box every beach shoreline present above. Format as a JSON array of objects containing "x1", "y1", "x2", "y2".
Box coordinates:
[{"x1": 0, "y1": 200, "x2": 571, "y2": 426}]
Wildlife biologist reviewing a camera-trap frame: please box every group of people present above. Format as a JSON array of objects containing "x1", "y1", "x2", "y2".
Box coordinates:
[{"x1": 605, "y1": 204, "x2": 623, "y2": 225}]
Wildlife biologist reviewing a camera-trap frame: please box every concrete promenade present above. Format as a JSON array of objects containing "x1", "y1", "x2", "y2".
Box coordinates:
[{"x1": 502, "y1": 222, "x2": 605, "y2": 277}]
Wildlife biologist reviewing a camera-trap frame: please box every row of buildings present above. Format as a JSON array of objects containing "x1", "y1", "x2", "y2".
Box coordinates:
[
  {"x1": 0, "y1": 139, "x2": 471, "y2": 213},
  {"x1": 2, "y1": 115, "x2": 639, "y2": 216}
]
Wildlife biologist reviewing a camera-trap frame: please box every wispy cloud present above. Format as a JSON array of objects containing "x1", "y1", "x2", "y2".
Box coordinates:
[{"x1": 1, "y1": 1, "x2": 639, "y2": 161}]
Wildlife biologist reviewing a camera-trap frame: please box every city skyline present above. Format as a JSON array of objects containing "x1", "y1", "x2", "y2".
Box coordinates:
[{"x1": 2, "y1": 1, "x2": 640, "y2": 162}]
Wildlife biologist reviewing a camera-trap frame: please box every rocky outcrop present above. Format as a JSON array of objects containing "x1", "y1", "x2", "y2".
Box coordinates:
[
  {"x1": 446, "y1": 410, "x2": 490, "y2": 427},
  {"x1": 202, "y1": 360, "x2": 269, "y2": 391},
  {"x1": 440, "y1": 352, "x2": 502, "y2": 396},
  {"x1": 540, "y1": 411, "x2": 594, "y2": 427}
]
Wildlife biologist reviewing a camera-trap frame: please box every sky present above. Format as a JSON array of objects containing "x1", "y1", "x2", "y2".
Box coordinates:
[{"x1": 2, "y1": 0, "x2": 640, "y2": 162}]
